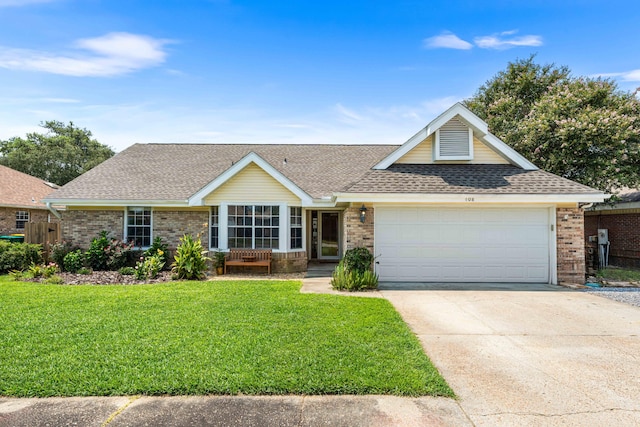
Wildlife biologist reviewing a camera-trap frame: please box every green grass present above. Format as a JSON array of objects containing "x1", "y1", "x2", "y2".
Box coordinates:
[
  {"x1": 0, "y1": 277, "x2": 452, "y2": 398},
  {"x1": 596, "y1": 267, "x2": 640, "y2": 282}
]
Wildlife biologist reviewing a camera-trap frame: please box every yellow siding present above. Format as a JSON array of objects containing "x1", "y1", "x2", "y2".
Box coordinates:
[
  {"x1": 204, "y1": 163, "x2": 301, "y2": 204},
  {"x1": 395, "y1": 135, "x2": 509, "y2": 165}
]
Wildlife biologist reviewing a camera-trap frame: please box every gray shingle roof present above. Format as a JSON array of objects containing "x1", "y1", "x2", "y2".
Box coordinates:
[
  {"x1": 48, "y1": 144, "x2": 602, "y2": 203},
  {"x1": 343, "y1": 164, "x2": 601, "y2": 194},
  {"x1": 48, "y1": 144, "x2": 398, "y2": 201}
]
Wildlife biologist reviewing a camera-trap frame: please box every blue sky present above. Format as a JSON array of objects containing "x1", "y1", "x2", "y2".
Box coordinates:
[{"x1": 0, "y1": 0, "x2": 638, "y2": 152}]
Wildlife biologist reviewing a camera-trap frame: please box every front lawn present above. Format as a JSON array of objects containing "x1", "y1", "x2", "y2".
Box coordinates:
[{"x1": 0, "y1": 278, "x2": 452, "y2": 398}]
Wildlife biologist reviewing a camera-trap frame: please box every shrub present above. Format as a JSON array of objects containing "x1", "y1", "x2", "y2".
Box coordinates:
[
  {"x1": 63, "y1": 250, "x2": 84, "y2": 273},
  {"x1": 42, "y1": 262, "x2": 58, "y2": 278},
  {"x1": 50, "y1": 241, "x2": 75, "y2": 271},
  {"x1": 27, "y1": 263, "x2": 44, "y2": 278},
  {"x1": 119, "y1": 266, "x2": 136, "y2": 276},
  {"x1": 342, "y1": 247, "x2": 374, "y2": 273},
  {"x1": 331, "y1": 247, "x2": 378, "y2": 291},
  {"x1": 85, "y1": 231, "x2": 110, "y2": 271},
  {"x1": 134, "y1": 254, "x2": 165, "y2": 280},
  {"x1": 171, "y1": 234, "x2": 209, "y2": 280},
  {"x1": 144, "y1": 237, "x2": 169, "y2": 268},
  {"x1": 331, "y1": 261, "x2": 379, "y2": 291},
  {"x1": 0, "y1": 241, "x2": 43, "y2": 273},
  {"x1": 78, "y1": 267, "x2": 92, "y2": 275},
  {"x1": 86, "y1": 231, "x2": 135, "y2": 271}
]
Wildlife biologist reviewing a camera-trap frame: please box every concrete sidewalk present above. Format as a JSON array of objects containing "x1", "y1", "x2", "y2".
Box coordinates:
[{"x1": 0, "y1": 395, "x2": 471, "y2": 427}]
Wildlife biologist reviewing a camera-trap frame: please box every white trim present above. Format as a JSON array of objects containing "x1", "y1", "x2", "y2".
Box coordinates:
[
  {"x1": 123, "y1": 206, "x2": 153, "y2": 249},
  {"x1": 42, "y1": 199, "x2": 189, "y2": 207},
  {"x1": 434, "y1": 127, "x2": 474, "y2": 161},
  {"x1": 336, "y1": 192, "x2": 607, "y2": 204},
  {"x1": 549, "y1": 207, "x2": 558, "y2": 285},
  {"x1": 373, "y1": 102, "x2": 537, "y2": 170},
  {"x1": 188, "y1": 152, "x2": 313, "y2": 206}
]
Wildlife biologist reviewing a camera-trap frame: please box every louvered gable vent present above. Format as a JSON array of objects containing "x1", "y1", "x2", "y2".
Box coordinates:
[{"x1": 435, "y1": 117, "x2": 473, "y2": 160}]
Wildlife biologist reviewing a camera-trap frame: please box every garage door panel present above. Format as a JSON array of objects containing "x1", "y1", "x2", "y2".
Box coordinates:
[{"x1": 375, "y1": 207, "x2": 550, "y2": 283}]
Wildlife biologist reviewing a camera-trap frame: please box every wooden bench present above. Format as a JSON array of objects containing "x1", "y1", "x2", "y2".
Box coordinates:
[{"x1": 224, "y1": 249, "x2": 272, "y2": 274}]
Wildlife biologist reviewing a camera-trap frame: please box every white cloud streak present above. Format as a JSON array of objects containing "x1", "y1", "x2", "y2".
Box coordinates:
[
  {"x1": 424, "y1": 30, "x2": 543, "y2": 50},
  {"x1": 0, "y1": 32, "x2": 171, "y2": 77},
  {"x1": 474, "y1": 30, "x2": 543, "y2": 49},
  {"x1": 423, "y1": 32, "x2": 473, "y2": 50},
  {"x1": 595, "y1": 69, "x2": 640, "y2": 82}
]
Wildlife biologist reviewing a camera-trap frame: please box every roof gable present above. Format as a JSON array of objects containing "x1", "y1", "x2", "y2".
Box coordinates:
[
  {"x1": 373, "y1": 103, "x2": 537, "y2": 170},
  {"x1": 189, "y1": 152, "x2": 313, "y2": 206}
]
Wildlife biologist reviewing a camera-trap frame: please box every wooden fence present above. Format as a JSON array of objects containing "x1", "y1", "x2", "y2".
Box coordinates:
[{"x1": 25, "y1": 222, "x2": 61, "y2": 262}]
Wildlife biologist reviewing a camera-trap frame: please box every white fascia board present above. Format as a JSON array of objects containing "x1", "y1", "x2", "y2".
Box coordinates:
[
  {"x1": 188, "y1": 152, "x2": 313, "y2": 206},
  {"x1": 41, "y1": 199, "x2": 189, "y2": 207},
  {"x1": 482, "y1": 133, "x2": 538, "y2": 170},
  {"x1": 374, "y1": 103, "x2": 490, "y2": 170},
  {"x1": 335, "y1": 192, "x2": 608, "y2": 204}
]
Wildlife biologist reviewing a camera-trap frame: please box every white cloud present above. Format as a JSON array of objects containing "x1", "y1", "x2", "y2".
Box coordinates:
[
  {"x1": 423, "y1": 32, "x2": 473, "y2": 50},
  {"x1": 0, "y1": 0, "x2": 56, "y2": 6},
  {"x1": 474, "y1": 30, "x2": 543, "y2": 49},
  {"x1": 595, "y1": 69, "x2": 640, "y2": 82},
  {"x1": 0, "y1": 32, "x2": 172, "y2": 77},
  {"x1": 334, "y1": 103, "x2": 368, "y2": 122}
]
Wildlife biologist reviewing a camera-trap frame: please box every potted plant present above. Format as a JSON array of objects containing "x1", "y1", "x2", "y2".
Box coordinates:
[{"x1": 214, "y1": 251, "x2": 226, "y2": 275}]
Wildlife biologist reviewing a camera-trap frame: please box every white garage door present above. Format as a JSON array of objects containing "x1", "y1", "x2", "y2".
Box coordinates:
[{"x1": 375, "y1": 206, "x2": 550, "y2": 283}]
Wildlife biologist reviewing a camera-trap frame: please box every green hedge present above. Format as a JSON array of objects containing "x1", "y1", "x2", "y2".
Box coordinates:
[{"x1": 0, "y1": 241, "x2": 43, "y2": 273}]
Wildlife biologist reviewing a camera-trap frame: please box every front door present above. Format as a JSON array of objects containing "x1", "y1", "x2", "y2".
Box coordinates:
[{"x1": 318, "y1": 212, "x2": 340, "y2": 260}]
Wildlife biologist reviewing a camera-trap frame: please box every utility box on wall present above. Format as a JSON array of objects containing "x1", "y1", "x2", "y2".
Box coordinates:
[{"x1": 597, "y1": 229, "x2": 609, "y2": 245}]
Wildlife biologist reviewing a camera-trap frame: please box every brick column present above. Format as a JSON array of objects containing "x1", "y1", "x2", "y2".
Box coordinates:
[
  {"x1": 343, "y1": 204, "x2": 374, "y2": 255},
  {"x1": 556, "y1": 207, "x2": 586, "y2": 284}
]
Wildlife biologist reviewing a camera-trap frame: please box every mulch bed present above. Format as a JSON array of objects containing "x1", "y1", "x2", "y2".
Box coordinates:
[{"x1": 23, "y1": 271, "x2": 306, "y2": 285}]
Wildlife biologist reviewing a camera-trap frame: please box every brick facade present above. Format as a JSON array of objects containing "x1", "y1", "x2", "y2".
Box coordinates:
[
  {"x1": 61, "y1": 209, "x2": 125, "y2": 248},
  {"x1": 342, "y1": 204, "x2": 374, "y2": 254},
  {"x1": 585, "y1": 210, "x2": 640, "y2": 269},
  {"x1": 0, "y1": 207, "x2": 54, "y2": 235},
  {"x1": 556, "y1": 207, "x2": 586, "y2": 284},
  {"x1": 60, "y1": 208, "x2": 305, "y2": 273}
]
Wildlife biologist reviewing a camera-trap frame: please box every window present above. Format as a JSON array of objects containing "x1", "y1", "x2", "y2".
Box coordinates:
[
  {"x1": 290, "y1": 207, "x2": 302, "y2": 249},
  {"x1": 210, "y1": 206, "x2": 219, "y2": 248},
  {"x1": 126, "y1": 207, "x2": 152, "y2": 247},
  {"x1": 228, "y1": 205, "x2": 279, "y2": 249},
  {"x1": 16, "y1": 211, "x2": 29, "y2": 229}
]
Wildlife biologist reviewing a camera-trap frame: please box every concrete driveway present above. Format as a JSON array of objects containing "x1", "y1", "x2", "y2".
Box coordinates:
[{"x1": 380, "y1": 284, "x2": 640, "y2": 426}]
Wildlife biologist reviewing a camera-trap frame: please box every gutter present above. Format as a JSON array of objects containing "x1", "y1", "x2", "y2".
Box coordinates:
[{"x1": 46, "y1": 202, "x2": 62, "y2": 220}]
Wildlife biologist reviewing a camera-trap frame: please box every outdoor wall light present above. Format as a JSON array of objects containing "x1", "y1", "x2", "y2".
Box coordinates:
[{"x1": 359, "y1": 204, "x2": 367, "y2": 223}]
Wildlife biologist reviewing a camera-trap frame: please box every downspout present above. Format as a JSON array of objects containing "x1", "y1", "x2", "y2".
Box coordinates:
[{"x1": 46, "y1": 202, "x2": 62, "y2": 220}]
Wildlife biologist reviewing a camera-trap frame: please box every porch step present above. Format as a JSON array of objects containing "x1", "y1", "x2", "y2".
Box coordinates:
[{"x1": 305, "y1": 262, "x2": 338, "y2": 278}]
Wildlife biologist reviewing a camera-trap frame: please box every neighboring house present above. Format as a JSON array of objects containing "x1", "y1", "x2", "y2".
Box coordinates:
[
  {"x1": 44, "y1": 104, "x2": 606, "y2": 284},
  {"x1": 585, "y1": 190, "x2": 640, "y2": 269},
  {"x1": 0, "y1": 165, "x2": 58, "y2": 235}
]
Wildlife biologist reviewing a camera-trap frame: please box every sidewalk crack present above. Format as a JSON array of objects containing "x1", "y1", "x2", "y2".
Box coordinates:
[{"x1": 100, "y1": 395, "x2": 140, "y2": 427}]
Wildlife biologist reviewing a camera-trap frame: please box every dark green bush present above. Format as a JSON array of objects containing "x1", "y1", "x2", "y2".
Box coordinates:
[
  {"x1": 63, "y1": 250, "x2": 84, "y2": 273},
  {"x1": 343, "y1": 247, "x2": 374, "y2": 273},
  {"x1": 0, "y1": 241, "x2": 43, "y2": 273},
  {"x1": 171, "y1": 234, "x2": 209, "y2": 280},
  {"x1": 49, "y1": 241, "x2": 76, "y2": 271}
]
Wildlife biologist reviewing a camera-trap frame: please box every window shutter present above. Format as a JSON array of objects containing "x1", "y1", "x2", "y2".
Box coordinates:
[{"x1": 435, "y1": 117, "x2": 473, "y2": 160}]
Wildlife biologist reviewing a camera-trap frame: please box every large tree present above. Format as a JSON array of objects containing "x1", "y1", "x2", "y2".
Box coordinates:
[
  {"x1": 0, "y1": 121, "x2": 114, "y2": 186},
  {"x1": 465, "y1": 56, "x2": 640, "y2": 194}
]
